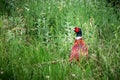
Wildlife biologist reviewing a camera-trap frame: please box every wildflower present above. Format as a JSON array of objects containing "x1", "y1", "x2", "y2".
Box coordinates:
[
  {"x1": 71, "y1": 74, "x2": 76, "y2": 77},
  {"x1": 0, "y1": 71, "x2": 4, "y2": 74},
  {"x1": 45, "y1": 75, "x2": 50, "y2": 79}
]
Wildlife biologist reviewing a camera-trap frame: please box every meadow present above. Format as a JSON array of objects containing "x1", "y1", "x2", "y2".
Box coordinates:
[{"x1": 0, "y1": 0, "x2": 120, "y2": 80}]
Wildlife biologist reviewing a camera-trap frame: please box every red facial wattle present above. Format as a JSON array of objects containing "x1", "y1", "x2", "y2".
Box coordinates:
[{"x1": 74, "y1": 27, "x2": 80, "y2": 33}]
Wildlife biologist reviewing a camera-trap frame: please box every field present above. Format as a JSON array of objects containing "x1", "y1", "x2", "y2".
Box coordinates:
[{"x1": 0, "y1": 0, "x2": 120, "y2": 80}]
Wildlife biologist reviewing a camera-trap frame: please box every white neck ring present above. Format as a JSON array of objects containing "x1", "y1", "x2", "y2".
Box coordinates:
[{"x1": 75, "y1": 37, "x2": 82, "y2": 40}]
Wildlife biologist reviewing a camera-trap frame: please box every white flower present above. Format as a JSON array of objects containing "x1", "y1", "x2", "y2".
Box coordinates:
[
  {"x1": 45, "y1": 75, "x2": 50, "y2": 79},
  {"x1": 0, "y1": 71, "x2": 4, "y2": 74},
  {"x1": 71, "y1": 74, "x2": 76, "y2": 77}
]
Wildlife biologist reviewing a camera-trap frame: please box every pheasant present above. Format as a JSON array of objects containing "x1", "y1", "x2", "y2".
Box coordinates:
[{"x1": 69, "y1": 27, "x2": 88, "y2": 62}]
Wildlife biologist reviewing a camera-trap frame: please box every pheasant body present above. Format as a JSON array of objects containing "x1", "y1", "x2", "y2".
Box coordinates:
[{"x1": 69, "y1": 27, "x2": 88, "y2": 62}]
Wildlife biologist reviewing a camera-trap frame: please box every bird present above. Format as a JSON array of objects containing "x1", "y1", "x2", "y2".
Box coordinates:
[{"x1": 69, "y1": 27, "x2": 88, "y2": 62}]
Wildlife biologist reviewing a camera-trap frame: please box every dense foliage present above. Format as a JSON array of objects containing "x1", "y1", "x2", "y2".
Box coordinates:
[{"x1": 0, "y1": 0, "x2": 120, "y2": 80}]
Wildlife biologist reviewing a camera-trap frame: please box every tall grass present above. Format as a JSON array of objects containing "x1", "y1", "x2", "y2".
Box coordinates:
[{"x1": 0, "y1": 0, "x2": 120, "y2": 80}]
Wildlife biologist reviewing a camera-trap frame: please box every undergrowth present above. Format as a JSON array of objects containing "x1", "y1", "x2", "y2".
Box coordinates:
[{"x1": 0, "y1": 0, "x2": 120, "y2": 80}]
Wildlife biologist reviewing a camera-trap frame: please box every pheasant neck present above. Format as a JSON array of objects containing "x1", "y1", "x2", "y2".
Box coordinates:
[{"x1": 75, "y1": 36, "x2": 82, "y2": 40}]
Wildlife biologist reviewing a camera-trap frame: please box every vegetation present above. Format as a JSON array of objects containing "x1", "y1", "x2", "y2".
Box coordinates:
[{"x1": 0, "y1": 0, "x2": 120, "y2": 80}]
